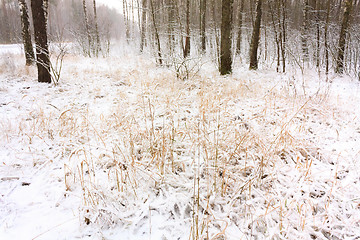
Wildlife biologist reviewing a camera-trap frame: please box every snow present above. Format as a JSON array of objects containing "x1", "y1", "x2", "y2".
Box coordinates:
[{"x1": 1, "y1": 45, "x2": 360, "y2": 240}]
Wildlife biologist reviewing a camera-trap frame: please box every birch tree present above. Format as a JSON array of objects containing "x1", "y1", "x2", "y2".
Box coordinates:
[
  {"x1": 19, "y1": 0, "x2": 35, "y2": 65},
  {"x1": 31, "y1": 0, "x2": 51, "y2": 83}
]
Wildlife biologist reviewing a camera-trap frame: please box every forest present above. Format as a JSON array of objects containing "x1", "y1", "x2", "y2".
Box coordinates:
[{"x1": 0, "y1": 0, "x2": 360, "y2": 239}]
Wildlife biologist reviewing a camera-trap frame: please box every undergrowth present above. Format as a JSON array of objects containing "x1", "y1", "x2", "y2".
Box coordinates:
[{"x1": 1, "y1": 55, "x2": 358, "y2": 239}]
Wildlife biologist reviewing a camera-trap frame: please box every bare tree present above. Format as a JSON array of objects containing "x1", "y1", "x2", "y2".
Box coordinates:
[
  {"x1": 140, "y1": 0, "x2": 147, "y2": 52},
  {"x1": 82, "y1": 0, "x2": 92, "y2": 57},
  {"x1": 249, "y1": 0, "x2": 262, "y2": 70},
  {"x1": 236, "y1": 0, "x2": 245, "y2": 55},
  {"x1": 183, "y1": 0, "x2": 191, "y2": 58},
  {"x1": 31, "y1": 0, "x2": 51, "y2": 83},
  {"x1": 301, "y1": 0, "x2": 310, "y2": 63},
  {"x1": 149, "y1": 0, "x2": 162, "y2": 65},
  {"x1": 18, "y1": 0, "x2": 35, "y2": 66},
  {"x1": 220, "y1": 0, "x2": 233, "y2": 75},
  {"x1": 324, "y1": 0, "x2": 331, "y2": 74},
  {"x1": 200, "y1": 0, "x2": 206, "y2": 53},
  {"x1": 123, "y1": 0, "x2": 131, "y2": 42},
  {"x1": 93, "y1": 0, "x2": 102, "y2": 57},
  {"x1": 336, "y1": 0, "x2": 353, "y2": 74}
]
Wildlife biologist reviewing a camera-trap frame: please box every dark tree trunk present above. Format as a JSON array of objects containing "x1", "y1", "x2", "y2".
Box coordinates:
[
  {"x1": 315, "y1": 0, "x2": 321, "y2": 69},
  {"x1": 220, "y1": 0, "x2": 233, "y2": 75},
  {"x1": 183, "y1": 0, "x2": 191, "y2": 58},
  {"x1": 200, "y1": 0, "x2": 206, "y2": 53},
  {"x1": 31, "y1": 0, "x2": 51, "y2": 83},
  {"x1": 281, "y1": 0, "x2": 286, "y2": 73},
  {"x1": 249, "y1": 0, "x2": 262, "y2": 70},
  {"x1": 324, "y1": 0, "x2": 331, "y2": 75},
  {"x1": 149, "y1": 0, "x2": 163, "y2": 65},
  {"x1": 19, "y1": 0, "x2": 35, "y2": 66},
  {"x1": 336, "y1": 0, "x2": 353, "y2": 74}
]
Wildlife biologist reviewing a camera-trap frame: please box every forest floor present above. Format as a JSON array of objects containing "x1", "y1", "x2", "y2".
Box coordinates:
[{"x1": 1, "y1": 45, "x2": 360, "y2": 240}]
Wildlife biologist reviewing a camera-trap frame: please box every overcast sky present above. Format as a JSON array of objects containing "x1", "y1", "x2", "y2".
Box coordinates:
[{"x1": 97, "y1": 0, "x2": 122, "y2": 12}]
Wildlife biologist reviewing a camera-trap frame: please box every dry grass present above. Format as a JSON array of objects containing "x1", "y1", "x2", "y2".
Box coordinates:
[{"x1": 1, "y1": 54, "x2": 358, "y2": 239}]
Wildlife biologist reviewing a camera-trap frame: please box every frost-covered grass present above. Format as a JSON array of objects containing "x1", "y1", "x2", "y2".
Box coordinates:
[{"x1": 1, "y1": 46, "x2": 360, "y2": 240}]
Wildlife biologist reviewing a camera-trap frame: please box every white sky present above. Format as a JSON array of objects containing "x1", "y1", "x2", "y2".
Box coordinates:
[{"x1": 97, "y1": 0, "x2": 123, "y2": 12}]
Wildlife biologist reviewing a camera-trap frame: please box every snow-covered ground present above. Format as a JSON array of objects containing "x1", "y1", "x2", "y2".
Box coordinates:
[{"x1": 1, "y1": 45, "x2": 359, "y2": 240}]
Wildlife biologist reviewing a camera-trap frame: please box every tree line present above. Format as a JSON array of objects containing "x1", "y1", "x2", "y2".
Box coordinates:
[
  {"x1": 1, "y1": 0, "x2": 359, "y2": 83},
  {"x1": 135, "y1": 0, "x2": 359, "y2": 76}
]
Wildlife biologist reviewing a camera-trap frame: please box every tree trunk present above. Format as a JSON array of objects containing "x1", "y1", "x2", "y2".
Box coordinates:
[
  {"x1": 324, "y1": 0, "x2": 331, "y2": 74},
  {"x1": 183, "y1": 0, "x2": 191, "y2": 58},
  {"x1": 269, "y1": 1, "x2": 280, "y2": 72},
  {"x1": 82, "y1": 0, "x2": 92, "y2": 57},
  {"x1": 200, "y1": 0, "x2": 206, "y2": 53},
  {"x1": 149, "y1": 0, "x2": 163, "y2": 65},
  {"x1": 31, "y1": 0, "x2": 51, "y2": 83},
  {"x1": 140, "y1": 0, "x2": 147, "y2": 52},
  {"x1": 123, "y1": 0, "x2": 131, "y2": 42},
  {"x1": 2, "y1": 0, "x2": 11, "y2": 43},
  {"x1": 315, "y1": 0, "x2": 321, "y2": 69},
  {"x1": 301, "y1": 0, "x2": 310, "y2": 63},
  {"x1": 19, "y1": 0, "x2": 35, "y2": 66},
  {"x1": 236, "y1": 0, "x2": 245, "y2": 55},
  {"x1": 167, "y1": 0, "x2": 175, "y2": 55},
  {"x1": 93, "y1": 0, "x2": 102, "y2": 57},
  {"x1": 220, "y1": 0, "x2": 233, "y2": 75},
  {"x1": 281, "y1": 0, "x2": 286, "y2": 72},
  {"x1": 336, "y1": 0, "x2": 353, "y2": 74},
  {"x1": 249, "y1": 0, "x2": 262, "y2": 70}
]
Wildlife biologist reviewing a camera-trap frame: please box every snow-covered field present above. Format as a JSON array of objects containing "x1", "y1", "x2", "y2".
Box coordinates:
[{"x1": 1, "y1": 45, "x2": 360, "y2": 240}]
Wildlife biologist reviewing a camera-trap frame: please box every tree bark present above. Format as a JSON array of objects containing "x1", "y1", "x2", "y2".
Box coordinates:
[
  {"x1": 123, "y1": 0, "x2": 131, "y2": 42},
  {"x1": 140, "y1": 0, "x2": 147, "y2": 52},
  {"x1": 93, "y1": 0, "x2": 102, "y2": 57},
  {"x1": 249, "y1": 0, "x2": 262, "y2": 70},
  {"x1": 220, "y1": 0, "x2": 233, "y2": 75},
  {"x1": 82, "y1": 0, "x2": 92, "y2": 57},
  {"x1": 336, "y1": 0, "x2": 353, "y2": 74},
  {"x1": 281, "y1": 0, "x2": 286, "y2": 72},
  {"x1": 200, "y1": 0, "x2": 206, "y2": 53},
  {"x1": 236, "y1": 0, "x2": 245, "y2": 55},
  {"x1": 301, "y1": 0, "x2": 310, "y2": 62},
  {"x1": 324, "y1": 0, "x2": 331, "y2": 74},
  {"x1": 31, "y1": 0, "x2": 51, "y2": 83},
  {"x1": 183, "y1": 0, "x2": 191, "y2": 58},
  {"x1": 149, "y1": 0, "x2": 163, "y2": 65},
  {"x1": 167, "y1": 0, "x2": 175, "y2": 55},
  {"x1": 19, "y1": 0, "x2": 35, "y2": 66}
]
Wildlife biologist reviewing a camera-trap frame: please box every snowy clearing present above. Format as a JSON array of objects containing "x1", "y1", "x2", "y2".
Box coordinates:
[{"x1": 1, "y1": 47, "x2": 360, "y2": 240}]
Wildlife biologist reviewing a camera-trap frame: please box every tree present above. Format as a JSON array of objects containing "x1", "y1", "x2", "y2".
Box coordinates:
[
  {"x1": 82, "y1": 0, "x2": 92, "y2": 57},
  {"x1": 200, "y1": 0, "x2": 206, "y2": 53},
  {"x1": 31, "y1": 0, "x2": 51, "y2": 83},
  {"x1": 183, "y1": 0, "x2": 191, "y2": 58},
  {"x1": 249, "y1": 0, "x2": 262, "y2": 70},
  {"x1": 336, "y1": 0, "x2": 353, "y2": 74},
  {"x1": 301, "y1": 0, "x2": 310, "y2": 63},
  {"x1": 149, "y1": 0, "x2": 162, "y2": 65},
  {"x1": 18, "y1": 0, "x2": 35, "y2": 66},
  {"x1": 220, "y1": 0, "x2": 233, "y2": 75},
  {"x1": 92, "y1": 0, "x2": 102, "y2": 57},
  {"x1": 140, "y1": 0, "x2": 147, "y2": 52},
  {"x1": 236, "y1": 0, "x2": 245, "y2": 55},
  {"x1": 324, "y1": 0, "x2": 331, "y2": 75}
]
